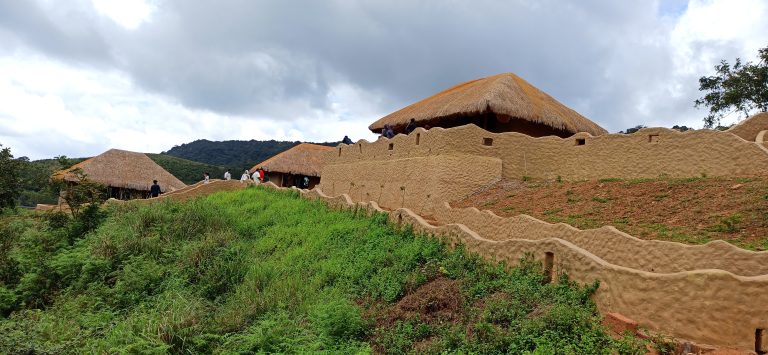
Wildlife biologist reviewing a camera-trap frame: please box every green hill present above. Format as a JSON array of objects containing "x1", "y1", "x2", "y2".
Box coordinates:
[
  {"x1": 0, "y1": 187, "x2": 643, "y2": 353},
  {"x1": 162, "y1": 139, "x2": 338, "y2": 168},
  {"x1": 147, "y1": 153, "x2": 231, "y2": 185}
]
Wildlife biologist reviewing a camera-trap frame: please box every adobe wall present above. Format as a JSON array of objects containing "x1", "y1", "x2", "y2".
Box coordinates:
[
  {"x1": 320, "y1": 154, "x2": 502, "y2": 215},
  {"x1": 324, "y1": 123, "x2": 768, "y2": 183},
  {"x1": 434, "y1": 203, "x2": 768, "y2": 276},
  {"x1": 728, "y1": 112, "x2": 768, "y2": 142},
  {"x1": 281, "y1": 185, "x2": 768, "y2": 352}
]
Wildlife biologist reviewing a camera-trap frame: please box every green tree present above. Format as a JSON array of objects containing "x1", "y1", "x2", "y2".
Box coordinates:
[
  {"x1": 695, "y1": 46, "x2": 768, "y2": 128},
  {"x1": 0, "y1": 144, "x2": 23, "y2": 209},
  {"x1": 55, "y1": 168, "x2": 106, "y2": 217}
]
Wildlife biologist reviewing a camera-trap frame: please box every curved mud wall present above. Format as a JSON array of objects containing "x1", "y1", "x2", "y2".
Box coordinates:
[
  {"x1": 279, "y1": 185, "x2": 768, "y2": 352},
  {"x1": 727, "y1": 112, "x2": 768, "y2": 142},
  {"x1": 324, "y1": 122, "x2": 768, "y2": 183}
]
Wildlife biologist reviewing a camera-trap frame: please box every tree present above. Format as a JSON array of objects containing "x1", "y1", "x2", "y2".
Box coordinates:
[
  {"x1": 695, "y1": 46, "x2": 768, "y2": 128},
  {"x1": 55, "y1": 169, "x2": 106, "y2": 217},
  {"x1": 619, "y1": 125, "x2": 646, "y2": 134},
  {"x1": 0, "y1": 145, "x2": 23, "y2": 209}
]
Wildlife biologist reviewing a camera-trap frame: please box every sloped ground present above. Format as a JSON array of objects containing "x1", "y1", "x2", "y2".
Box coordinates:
[
  {"x1": 454, "y1": 176, "x2": 768, "y2": 250},
  {"x1": 0, "y1": 187, "x2": 643, "y2": 354}
]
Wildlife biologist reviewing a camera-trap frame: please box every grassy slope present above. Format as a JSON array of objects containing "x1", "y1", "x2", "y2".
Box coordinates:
[
  {"x1": 0, "y1": 188, "x2": 643, "y2": 354},
  {"x1": 147, "y1": 153, "x2": 230, "y2": 185}
]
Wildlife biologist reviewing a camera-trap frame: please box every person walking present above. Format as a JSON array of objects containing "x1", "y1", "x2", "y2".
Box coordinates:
[
  {"x1": 224, "y1": 170, "x2": 231, "y2": 180},
  {"x1": 149, "y1": 180, "x2": 161, "y2": 198},
  {"x1": 203, "y1": 172, "x2": 210, "y2": 184}
]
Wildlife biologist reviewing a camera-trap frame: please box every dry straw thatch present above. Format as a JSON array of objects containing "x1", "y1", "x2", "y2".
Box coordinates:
[
  {"x1": 250, "y1": 143, "x2": 333, "y2": 177},
  {"x1": 52, "y1": 149, "x2": 186, "y2": 192},
  {"x1": 369, "y1": 73, "x2": 607, "y2": 136}
]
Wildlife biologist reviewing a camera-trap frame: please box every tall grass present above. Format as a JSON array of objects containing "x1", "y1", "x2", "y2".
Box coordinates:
[{"x1": 0, "y1": 187, "x2": 643, "y2": 354}]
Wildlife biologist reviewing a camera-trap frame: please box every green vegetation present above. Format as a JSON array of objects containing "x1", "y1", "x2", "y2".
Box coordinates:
[
  {"x1": 0, "y1": 187, "x2": 642, "y2": 353},
  {"x1": 0, "y1": 144, "x2": 24, "y2": 209},
  {"x1": 591, "y1": 196, "x2": 610, "y2": 204},
  {"x1": 597, "y1": 178, "x2": 622, "y2": 183},
  {"x1": 695, "y1": 45, "x2": 768, "y2": 128},
  {"x1": 709, "y1": 213, "x2": 744, "y2": 233},
  {"x1": 147, "y1": 153, "x2": 231, "y2": 185},
  {"x1": 162, "y1": 139, "x2": 338, "y2": 168}
]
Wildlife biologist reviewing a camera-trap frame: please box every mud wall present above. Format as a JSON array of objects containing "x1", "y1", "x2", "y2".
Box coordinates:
[
  {"x1": 324, "y1": 122, "x2": 768, "y2": 184},
  {"x1": 320, "y1": 154, "x2": 502, "y2": 214},
  {"x1": 280, "y1": 184, "x2": 768, "y2": 352}
]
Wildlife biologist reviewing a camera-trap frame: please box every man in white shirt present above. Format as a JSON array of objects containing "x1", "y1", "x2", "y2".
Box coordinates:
[{"x1": 224, "y1": 170, "x2": 231, "y2": 180}]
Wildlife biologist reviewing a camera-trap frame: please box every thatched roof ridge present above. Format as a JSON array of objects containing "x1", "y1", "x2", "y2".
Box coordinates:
[
  {"x1": 52, "y1": 149, "x2": 186, "y2": 192},
  {"x1": 369, "y1": 73, "x2": 607, "y2": 136},
  {"x1": 250, "y1": 143, "x2": 333, "y2": 177}
]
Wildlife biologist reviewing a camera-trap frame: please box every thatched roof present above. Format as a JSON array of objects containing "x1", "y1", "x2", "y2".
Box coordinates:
[
  {"x1": 369, "y1": 73, "x2": 607, "y2": 136},
  {"x1": 250, "y1": 143, "x2": 333, "y2": 177},
  {"x1": 52, "y1": 149, "x2": 186, "y2": 192}
]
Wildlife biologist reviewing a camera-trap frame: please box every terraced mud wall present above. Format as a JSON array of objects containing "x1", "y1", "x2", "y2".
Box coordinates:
[
  {"x1": 278, "y1": 184, "x2": 768, "y2": 352},
  {"x1": 323, "y1": 120, "x2": 768, "y2": 185}
]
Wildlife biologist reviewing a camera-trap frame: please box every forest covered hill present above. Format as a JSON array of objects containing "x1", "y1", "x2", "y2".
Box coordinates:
[{"x1": 161, "y1": 139, "x2": 339, "y2": 168}]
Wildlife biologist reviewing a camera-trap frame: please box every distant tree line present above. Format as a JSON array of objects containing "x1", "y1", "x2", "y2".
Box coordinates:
[{"x1": 162, "y1": 139, "x2": 338, "y2": 168}]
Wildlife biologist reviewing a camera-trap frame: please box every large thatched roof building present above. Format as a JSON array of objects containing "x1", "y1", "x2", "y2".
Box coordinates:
[
  {"x1": 53, "y1": 149, "x2": 186, "y2": 200},
  {"x1": 369, "y1": 73, "x2": 607, "y2": 137},
  {"x1": 250, "y1": 143, "x2": 333, "y2": 189}
]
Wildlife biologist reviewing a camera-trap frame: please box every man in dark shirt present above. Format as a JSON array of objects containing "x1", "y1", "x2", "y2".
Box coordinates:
[
  {"x1": 405, "y1": 118, "x2": 417, "y2": 134},
  {"x1": 150, "y1": 180, "x2": 161, "y2": 198}
]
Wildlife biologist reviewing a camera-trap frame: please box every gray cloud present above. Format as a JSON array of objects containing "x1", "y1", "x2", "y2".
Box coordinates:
[{"x1": 0, "y1": 0, "x2": 762, "y2": 138}]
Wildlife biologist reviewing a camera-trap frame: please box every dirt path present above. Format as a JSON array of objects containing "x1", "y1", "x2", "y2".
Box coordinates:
[{"x1": 453, "y1": 176, "x2": 768, "y2": 250}]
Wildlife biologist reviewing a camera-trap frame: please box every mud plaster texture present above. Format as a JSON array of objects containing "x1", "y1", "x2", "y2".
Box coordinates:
[
  {"x1": 269, "y1": 184, "x2": 768, "y2": 352},
  {"x1": 322, "y1": 115, "x2": 768, "y2": 191},
  {"x1": 312, "y1": 115, "x2": 768, "y2": 352},
  {"x1": 320, "y1": 154, "x2": 502, "y2": 215}
]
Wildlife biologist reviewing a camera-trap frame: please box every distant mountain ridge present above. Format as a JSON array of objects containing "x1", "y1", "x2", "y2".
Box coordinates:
[{"x1": 161, "y1": 139, "x2": 339, "y2": 169}]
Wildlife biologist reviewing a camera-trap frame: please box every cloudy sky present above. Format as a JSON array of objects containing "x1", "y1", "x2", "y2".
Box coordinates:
[{"x1": 0, "y1": 0, "x2": 766, "y2": 159}]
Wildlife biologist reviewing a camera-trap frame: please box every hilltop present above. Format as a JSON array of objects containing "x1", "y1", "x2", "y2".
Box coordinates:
[
  {"x1": 162, "y1": 139, "x2": 339, "y2": 168},
  {"x1": 0, "y1": 187, "x2": 643, "y2": 353}
]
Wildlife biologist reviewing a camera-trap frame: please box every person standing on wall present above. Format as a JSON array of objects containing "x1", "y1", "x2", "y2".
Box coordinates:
[
  {"x1": 149, "y1": 180, "x2": 161, "y2": 198},
  {"x1": 224, "y1": 170, "x2": 231, "y2": 180},
  {"x1": 405, "y1": 118, "x2": 417, "y2": 134}
]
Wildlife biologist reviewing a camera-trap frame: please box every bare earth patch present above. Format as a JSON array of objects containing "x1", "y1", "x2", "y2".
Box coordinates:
[{"x1": 453, "y1": 176, "x2": 768, "y2": 250}]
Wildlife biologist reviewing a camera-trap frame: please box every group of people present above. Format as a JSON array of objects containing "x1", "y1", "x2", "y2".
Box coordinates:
[
  {"x1": 222, "y1": 168, "x2": 266, "y2": 183},
  {"x1": 381, "y1": 118, "x2": 421, "y2": 139}
]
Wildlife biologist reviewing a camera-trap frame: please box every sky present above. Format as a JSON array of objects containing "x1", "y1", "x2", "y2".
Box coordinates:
[{"x1": 0, "y1": 0, "x2": 766, "y2": 160}]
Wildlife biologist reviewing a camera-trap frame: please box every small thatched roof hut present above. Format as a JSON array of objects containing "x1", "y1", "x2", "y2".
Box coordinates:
[
  {"x1": 53, "y1": 149, "x2": 186, "y2": 195},
  {"x1": 369, "y1": 73, "x2": 607, "y2": 137},
  {"x1": 250, "y1": 143, "x2": 333, "y2": 177},
  {"x1": 250, "y1": 143, "x2": 333, "y2": 189}
]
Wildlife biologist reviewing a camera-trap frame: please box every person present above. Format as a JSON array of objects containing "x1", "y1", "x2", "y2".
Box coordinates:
[
  {"x1": 342, "y1": 135, "x2": 353, "y2": 144},
  {"x1": 405, "y1": 118, "x2": 417, "y2": 134},
  {"x1": 258, "y1": 168, "x2": 265, "y2": 182},
  {"x1": 149, "y1": 180, "x2": 161, "y2": 198},
  {"x1": 224, "y1": 170, "x2": 231, "y2": 180},
  {"x1": 240, "y1": 170, "x2": 250, "y2": 183},
  {"x1": 251, "y1": 170, "x2": 260, "y2": 184},
  {"x1": 381, "y1": 124, "x2": 395, "y2": 139},
  {"x1": 303, "y1": 176, "x2": 310, "y2": 188},
  {"x1": 203, "y1": 172, "x2": 210, "y2": 184}
]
